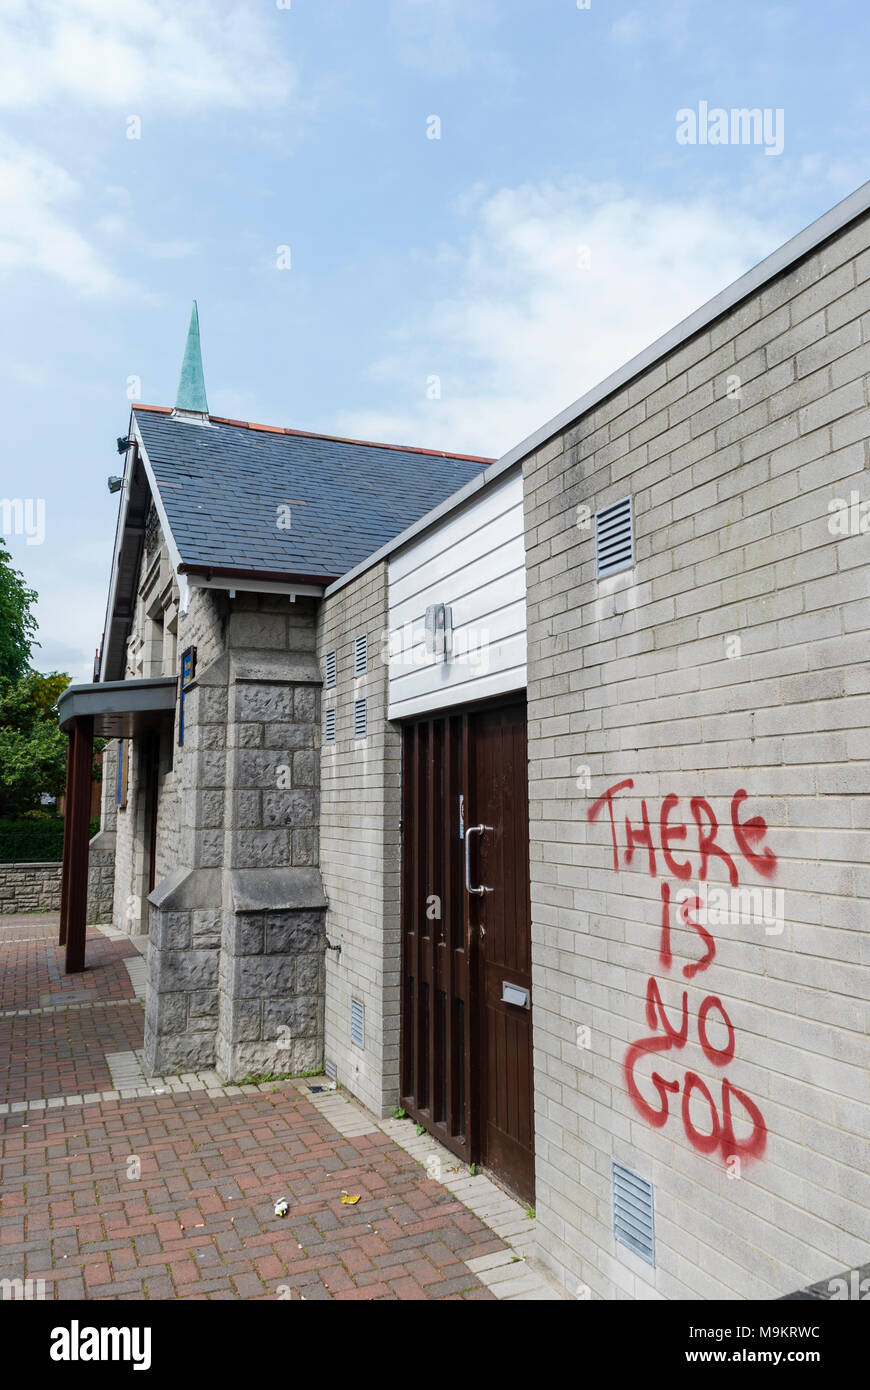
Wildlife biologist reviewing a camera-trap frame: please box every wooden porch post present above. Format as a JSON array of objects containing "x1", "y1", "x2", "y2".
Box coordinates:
[
  {"x1": 58, "y1": 727, "x2": 74, "y2": 947},
  {"x1": 64, "y1": 715, "x2": 94, "y2": 974}
]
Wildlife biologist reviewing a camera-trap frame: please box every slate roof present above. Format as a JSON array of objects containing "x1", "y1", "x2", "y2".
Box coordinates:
[{"x1": 133, "y1": 406, "x2": 492, "y2": 583}]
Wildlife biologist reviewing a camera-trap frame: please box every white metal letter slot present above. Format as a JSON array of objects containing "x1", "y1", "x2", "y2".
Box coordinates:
[{"x1": 502, "y1": 981, "x2": 530, "y2": 1009}]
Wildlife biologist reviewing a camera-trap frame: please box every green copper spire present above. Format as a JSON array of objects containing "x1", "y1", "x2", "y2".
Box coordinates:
[{"x1": 174, "y1": 300, "x2": 209, "y2": 415}]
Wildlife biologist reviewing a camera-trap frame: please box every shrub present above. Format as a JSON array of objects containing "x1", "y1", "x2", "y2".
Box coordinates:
[{"x1": 0, "y1": 817, "x2": 100, "y2": 863}]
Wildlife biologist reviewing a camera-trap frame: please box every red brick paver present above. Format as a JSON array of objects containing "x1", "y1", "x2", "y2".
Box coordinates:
[
  {"x1": 0, "y1": 915, "x2": 506, "y2": 1299},
  {"x1": 0, "y1": 1087, "x2": 505, "y2": 1300},
  {"x1": 0, "y1": 918, "x2": 143, "y2": 1103}
]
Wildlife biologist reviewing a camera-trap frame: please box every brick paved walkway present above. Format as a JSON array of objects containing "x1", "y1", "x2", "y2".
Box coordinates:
[{"x1": 0, "y1": 914, "x2": 556, "y2": 1301}]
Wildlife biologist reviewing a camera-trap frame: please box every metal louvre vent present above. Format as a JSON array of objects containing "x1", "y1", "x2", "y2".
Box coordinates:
[
  {"x1": 324, "y1": 1058, "x2": 337, "y2": 1080},
  {"x1": 595, "y1": 496, "x2": 634, "y2": 578},
  {"x1": 353, "y1": 698, "x2": 367, "y2": 738},
  {"x1": 354, "y1": 634, "x2": 367, "y2": 676},
  {"x1": 350, "y1": 998, "x2": 364, "y2": 1048},
  {"x1": 612, "y1": 1160, "x2": 655, "y2": 1265},
  {"x1": 324, "y1": 707, "x2": 336, "y2": 743},
  {"x1": 324, "y1": 650, "x2": 336, "y2": 688}
]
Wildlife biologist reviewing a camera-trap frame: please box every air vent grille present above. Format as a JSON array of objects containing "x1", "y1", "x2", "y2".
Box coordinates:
[
  {"x1": 353, "y1": 698, "x2": 367, "y2": 738},
  {"x1": 324, "y1": 650, "x2": 336, "y2": 688},
  {"x1": 350, "y1": 998, "x2": 364, "y2": 1048},
  {"x1": 354, "y1": 634, "x2": 367, "y2": 676},
  {"x1": 324, "y1": 707, "x2": 336, "y2": 743},
  {"x1": 612, "y1": 1160, "x2": 655, "y2": 1265},
  {"x1": 595, "y1": 496, "x2": 634, "y2": 578}
]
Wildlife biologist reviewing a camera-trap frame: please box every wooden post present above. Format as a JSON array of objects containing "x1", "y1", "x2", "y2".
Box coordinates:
[
  {"x1": 64, "y1": 716, "x2": 94, "y2": 974},
  {"x1": 58, "y1": 728, "x2": 74, "y2": 946}
]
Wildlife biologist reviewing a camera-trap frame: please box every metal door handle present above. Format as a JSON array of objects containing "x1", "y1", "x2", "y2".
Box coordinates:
[{"x1": 465, "y1": 824, "x2": 493, "y2": 896}]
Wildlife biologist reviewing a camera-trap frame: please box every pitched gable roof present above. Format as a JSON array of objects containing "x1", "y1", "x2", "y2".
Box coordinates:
[{"x1": 132, "y1": 405, "x2": 492, "y2": 583}]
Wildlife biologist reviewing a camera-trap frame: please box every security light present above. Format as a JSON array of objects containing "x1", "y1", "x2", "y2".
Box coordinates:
[{"x1": 107, "y1": 476, "x2": 123, "y2": 494}]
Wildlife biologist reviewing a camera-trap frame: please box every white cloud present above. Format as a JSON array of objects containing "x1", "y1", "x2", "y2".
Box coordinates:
[
  {"x1": 389, "y1": 0, "x2": 505, "y2": 77},
  {"x1": 0, "y1": 137, "x2": 139, "y2": 296},
  {"x1": 0, "y1": 1, "x2": 298, "y2": 297},
  {"x1": 94, "y1": 215, "x2": 199, "y2": 260},
  {"x1": 611, "y1": 9, "x2": 645, "y2": 44},
  {"x1": 610, "y1": 0, "x2": 701, "y2": 53},
  {"x1": 0, "y1": 0, "x2": 295, "y2": 112},
  {"x1": 337, "y1": 178, "x2": 787, "y2": 458}
]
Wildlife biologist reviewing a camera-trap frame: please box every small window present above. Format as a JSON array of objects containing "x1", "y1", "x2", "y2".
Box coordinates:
[
  {"x1": 353, "y1": 698, "x2": 367, "y2": 739},
  {"x1": 324, "y1": 707, "x2": 336, "y2": 743},
  {"x1": 594, "y1": 496, "x2": 634, "y2": 578},
  {"x1": 324, "y1": 650, "x2": 336, "y2": 688},
  {"x1": 354, "y1": 633, "x2": 367, "y2": 676}
]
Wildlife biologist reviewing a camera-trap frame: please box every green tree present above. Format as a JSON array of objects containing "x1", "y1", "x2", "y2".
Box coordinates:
[
  {"x1": 0, "y1": 539, "x2": 38, "y2": 683},
  {"x1": 0, "y1": 549, "x2": 102, "y2": 819},
  {"x1": 0, "y1": 672, "x2": 71, "y2": 817}
]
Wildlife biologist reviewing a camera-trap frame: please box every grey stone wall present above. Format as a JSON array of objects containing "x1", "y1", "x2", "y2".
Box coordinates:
[
  {"x1": 144, "y1": 593, "x2": 328, "y2": 1082},
  {"x1": 86, "y1": 836, "x2": 116, "y2": 924},
  {"x1": 0, "y1": 862, "x2": 62, "y2": 913},
  {"x1": 112, "y1": 552, "x2": 227, "y2": 934},
  {"x1": 87, "y1": 739, "x2": 118, "y2": 925},
  {"x1": 522, "y1": 210, "x2": 870, "y2": 1298},
  {"x1": 145, "y1": 867, "x2": 221, "y2": 1071},
  {"x1": 318, "y1": 562, "x2": 403, "y2": 1118},
  {"x1": 214, "y1": 603, "x2": 327, "y2": 1081}
]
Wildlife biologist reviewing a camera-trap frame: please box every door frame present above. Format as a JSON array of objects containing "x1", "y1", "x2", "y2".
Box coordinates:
[{"x1": 399, "y1": 692, "x2": 533, "y2": 1191}]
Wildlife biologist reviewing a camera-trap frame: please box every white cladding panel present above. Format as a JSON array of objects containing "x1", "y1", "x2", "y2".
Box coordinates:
[{"x1": 387, "y1": 471, "x2": 526, "y2": 719}]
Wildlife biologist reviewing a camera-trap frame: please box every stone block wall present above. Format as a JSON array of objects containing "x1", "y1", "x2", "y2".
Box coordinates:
[
  {"x1": 0, "y1": 862, "x2": 62, "y2": 913},
  {"x1": 522, "y1": 210, "x2": 870, "y2": 1298},
  {"x1": 87, "y1": 738, "x2": 118, "y2": 925},
  {"x1": 318, "y1": 562, "x2": 403, "y2": 1117},
  {"x1": 214, "y1": 599, "x2": 327, "y2": 1081},
  {"x1": 144, "y1": 591, "x2": 328, "y2": 1081},
  {"x1": 145, "y1": 868, "x2": 222, "y2": 1072},
  {"x1": 113, "y1": 564, "x2": 227, "y2": 934}
]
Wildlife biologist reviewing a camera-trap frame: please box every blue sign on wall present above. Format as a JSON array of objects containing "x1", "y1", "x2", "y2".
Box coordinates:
[{"x1": 179, "y1": 646, "x2": 197, "y2": 745}]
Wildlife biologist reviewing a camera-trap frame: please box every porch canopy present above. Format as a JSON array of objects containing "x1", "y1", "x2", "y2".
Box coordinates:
[{"x1": 56, "y1": 678, "x2": 176, "y2": 973}]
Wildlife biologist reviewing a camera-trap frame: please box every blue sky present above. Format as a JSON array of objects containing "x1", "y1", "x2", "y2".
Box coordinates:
[{"x1": 1, "y1": 0, "x2": 867, "y2": 681}]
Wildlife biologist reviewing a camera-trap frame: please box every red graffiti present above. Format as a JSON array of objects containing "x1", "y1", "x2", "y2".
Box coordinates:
[
  {"x1": 661, "y1": 792, "x2": 691, "y2": 880},
  {"x1": 587, "y1": 782, "x2": 777, "y2": 884},
  {"x1": 731, "y1": 789, "x2": 777, "y2": 879},
  {"x1": 588, "y1": 781, "x2": 775, "y2": 1166},
  {"x1": 676, "y1": 893, "x2": 715, "y2": 980},
  {"x1": 624, "y1": 978, "x2": 767, "y2": 1163}
]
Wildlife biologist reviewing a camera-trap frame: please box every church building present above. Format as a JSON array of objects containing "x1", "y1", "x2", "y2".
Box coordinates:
[{"x1": 58, "y1": 182, "x2": 870, "y2": 1301}]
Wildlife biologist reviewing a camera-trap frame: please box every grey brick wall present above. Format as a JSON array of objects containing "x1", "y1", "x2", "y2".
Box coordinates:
[
  {"x1": 523, "y1": 212, "x2": 870, "y2": 1298},
  {"x1": 319, "y1": 562, "x2": 403, "y2": 1117}
]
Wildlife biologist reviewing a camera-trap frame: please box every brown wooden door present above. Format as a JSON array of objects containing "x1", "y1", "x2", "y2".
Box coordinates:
[
  {"x1": 400, "y1": 714, "x2": 471, "y2": 1161},
  {"x1": 468, "y1": 701, "x2": 534, "y2": 1204},
  {"x1": 400, "y1": 699, "x2": 534, "y2": 1201}
]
